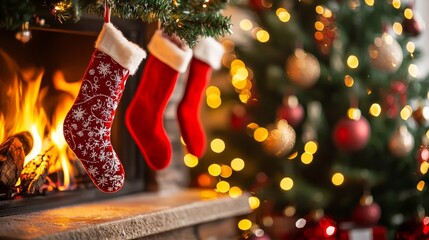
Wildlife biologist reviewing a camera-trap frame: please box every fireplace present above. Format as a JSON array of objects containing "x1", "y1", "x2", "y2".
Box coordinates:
[{"x1": 0, "y1": 14, "x2": 149, "y2": 216}]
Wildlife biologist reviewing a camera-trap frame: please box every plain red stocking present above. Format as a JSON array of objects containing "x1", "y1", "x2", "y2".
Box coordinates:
[
  {"x1": 177, "y1": 37, "x2": 224, "y2": 157},
  {"x1": 63, "y1": 22, "x2": 146, "y2": 192},
  {"x1": 126, "y1": 30, "x2": 192, "y2": 170}
]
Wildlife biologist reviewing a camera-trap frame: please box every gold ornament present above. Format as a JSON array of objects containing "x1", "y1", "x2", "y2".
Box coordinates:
[
  {"x1": 368, "y1": 33, "x2": 403, "y2": 73},
  {"x1": 262, "y1": 119, "x2": 296, "y2": 157},
  {"x1": 286, "y1": 49, "x2": 321, "y2": 88}
]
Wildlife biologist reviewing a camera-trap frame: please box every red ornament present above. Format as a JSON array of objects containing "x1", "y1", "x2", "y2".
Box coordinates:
[
  {"x1": 296, "y1": 210, "x2": 337, "y2": 239},
  {"x1": 277, "y1": 96, "x2": 304, "y2": 127},
  {"x1": 249, "y1": 0, "x2": 266, "y2": 11},
  {"x1": 231, "y1": 105, "x2": 251, "y2": 130},
  {"x1": 352, "y1": 194, "x2": 381, "y2": 227},
  {"x1": 333, "y1": 116, "x2": 371, "y2": 152}
]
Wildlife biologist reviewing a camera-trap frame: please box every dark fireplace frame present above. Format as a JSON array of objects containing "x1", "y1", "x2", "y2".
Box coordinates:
[{"x1": 0, "y1": 13, "x2": 150, "y2": 216}]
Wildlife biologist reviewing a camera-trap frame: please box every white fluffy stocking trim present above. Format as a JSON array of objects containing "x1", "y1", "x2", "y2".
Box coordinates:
[
  {"x1": 96, "y1": 22, "x2": 147, "y2": 75},
  {"x1": 193, "y1": 37, "x2": 224, "y2": 70},
  {"x1": 148, "y1": 30, "x2": 193, "y2": 73}
]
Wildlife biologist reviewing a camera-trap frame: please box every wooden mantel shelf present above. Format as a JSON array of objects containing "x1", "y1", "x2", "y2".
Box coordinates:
[{"x1": 0, "y1": 189, "x2": 251, "y2": 240}]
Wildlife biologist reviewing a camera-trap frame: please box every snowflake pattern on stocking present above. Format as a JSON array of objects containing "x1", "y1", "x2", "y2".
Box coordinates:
[{"x1": 63, "y1": 50, "x2": 128, "y2": 192}]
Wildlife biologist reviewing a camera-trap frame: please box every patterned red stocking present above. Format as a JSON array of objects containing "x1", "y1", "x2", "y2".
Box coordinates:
[
  {"x1": 63, "y1": 22, "x2": 146, "y2": 192},
  {"x1": 177, "y1": 38, "x2": 224, "y2": 157},
  {"x1": 126, "y1": 30, "x2": 192, "y2": 170}
]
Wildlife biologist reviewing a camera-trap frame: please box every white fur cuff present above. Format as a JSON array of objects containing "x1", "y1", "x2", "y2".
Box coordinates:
[
  {"x1": 193, "y1": 37, "x2": 224, "y2": 69},
  {"x1": 96, "y1": 22, "x2": 147, "y2": 75},
  {"x1": 147, "y1": 30, "x2": 193, "y2": 73}
]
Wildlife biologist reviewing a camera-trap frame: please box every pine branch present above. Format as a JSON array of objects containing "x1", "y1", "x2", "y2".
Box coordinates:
[{"x1": 0, "y1": 0, "x2": 231, "y2": 47}]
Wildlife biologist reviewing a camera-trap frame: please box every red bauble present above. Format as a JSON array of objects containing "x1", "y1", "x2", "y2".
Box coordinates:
[
  {"x1": 277, "y1": 96, "x2": 304, "y2": 127},
  {"x1": 333, "y1": 116, "x2": 371, "y2": 152},
  {"x1": 352, "y1": 195, "x2": 381, "y2": 227},
  {"x1": 231, "y1": 105, "x2": 251, "y2": 130},
  {"x1": 249, "y1": 0, "x2": 266, "y2": 11}
]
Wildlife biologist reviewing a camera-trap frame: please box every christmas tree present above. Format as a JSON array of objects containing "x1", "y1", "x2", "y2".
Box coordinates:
[{"x1": 190, "y1": 0, "x2": 429, "y2": 238}]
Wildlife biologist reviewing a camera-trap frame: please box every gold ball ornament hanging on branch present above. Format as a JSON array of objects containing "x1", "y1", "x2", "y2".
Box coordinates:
[
  {"x1": 368, "y1": 33, "x2": 403, "y2": 73},
  {"x1": 262, "y1": 119, "x2": 296, "y2": 157},
  {"x1": 286, "y1": 49, "x2": 321, "y2": 88}
]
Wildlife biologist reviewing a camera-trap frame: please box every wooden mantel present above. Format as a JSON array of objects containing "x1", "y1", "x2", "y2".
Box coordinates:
[{"x1": 0, "y1": 189, "x2": 251, "y2": 239}]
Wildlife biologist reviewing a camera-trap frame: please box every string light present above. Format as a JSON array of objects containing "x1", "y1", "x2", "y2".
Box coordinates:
[
  {"x1": 392, "y1": 22, "x2": 403, "y2": 35},
  {"x1": 331, "y1": 173, "x2": 345, "y2": 186},
  {"x1": 276, "y1": 8, "x2": 291, "y2": 22},
  {"x1": 229, "y1": 186, "x2": 243, "y2": 198},
  {"x1": 417, "y1": 180, "x2": 425, "y2": 191},
  {"x1": 347, "y1": 108, "x2": 361, "y2": 120},
  {"x1": 392, "y1": 0, "x2": 401, "y2": 9},
  {"x1": 315, "y1": 21, "x2": 325, "y2": 31},
  {"x1": 420, "y1": 162, "x2": 429, "y2": 175},
  {"x1": 197, "y1": 173, "x2": 212, "y2": 187},
  {"x1": 295, "y1": 218, "x2": 307, "y2": 228},
  {"x1": 231, "y1": 158, "x2": 245, "y2": 171},
  {"x1": 240, "y1": 19, "x2": 253, "y2": 31},
  {"x1": 406, "y1": 42, "x2": 415, "y2": 53},
  {"x1": 304, "y1": 141, "x2": 318, "y2": 154},
  {"x1": 365, "y1": 0, "x2": 374, "y2": 6},
  {"x1": 347, "y1": 55, "x2": 359, "y2": 69},
  {"x1": 344, "y1": 75, "x2": 354, "y2": 87},
  {"x1": 211, "y1": 138, "x2": 225, "y2": 153},
  {"x1": 206, "y1": 93, "x2": 221, "y2": 108},
  {"x1": 208, "y1": 164, "x2": 221, "y2": 176},
  {"x1": 206, "y1": 86, "x2": 221, "y2": 96},
  {"x1": 408, "y1": 64, "x2": 420, "y2": 78},
  {"x1": 183, "y1": 153, "x2": 199, "y2": 167},
  {"x1": 256, "y1": 29, "x2": 270, "y2": 43},
  {"x1": 288, "y1": 151, "x2": 298, "y2": 160},
  {"x1": 248, "y1": 196, "x2": 261, "y2": 209},
  {"x1": 216, "y1": 180, "x2": 230, "y2": 193},
  {"x1": 301, "y1": 152, "x2": 313, "y2": 164},
  {"x1": 404, "y1": 8, "x2": 413, "y2": 19},
  {"x1": 284, "y1": 206, "x2": 296, "y2": 216},
  {"x1": 400, "y1": 105, "x2": 413, "y2": 120},
  {"x1": 238, "y1": 219, "x2": 252, "y2": 231},
  {"x1": 220, "y1": 165, "x2": 233, "y2": 178},
  {"x1": 280, "y1": 177, "x2": 294, "y2": 190},
  {"x1": 369, "y1": 103, "x2": 382, "y2": 117},
  {"x1": 254, "y1": 127, "x2": 269, "y2": 142},
  {"x1": 315, "y1": 5, "x2": 324, "y2": 14}
]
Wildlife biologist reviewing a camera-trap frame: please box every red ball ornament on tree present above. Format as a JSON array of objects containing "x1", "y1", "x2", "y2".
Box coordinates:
[
  {"x1": 277, "y1": 95, "x2": 304, "y2": 127},
  {"x1": 333, "y1": 112, "x2": 371, "y2": 152},
  {"x1": 352, "y1": 194, "x2": 381, "y2": 227},
  {"x1": 403, "y1": 12, "x2": 425, "y2": 37}
]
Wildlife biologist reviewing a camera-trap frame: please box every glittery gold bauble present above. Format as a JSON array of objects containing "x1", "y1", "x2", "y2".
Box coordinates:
[
  {"x1": 262, "y1": 119, "x2": 296, "y2": 157},
  {"x1": 368, "y1": 33, "x2": 403, "y2": 73},
  {"x1": 286, "y1": 49, "x2": 321, "y2": 88}
]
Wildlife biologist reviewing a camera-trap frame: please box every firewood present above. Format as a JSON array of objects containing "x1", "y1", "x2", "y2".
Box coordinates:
[
  {"x1": 0, "y1": 132, "x2": 33, "y2": 190},
  {"x1": 20, "y1": 145, "x2": 58, "y2": 194}
]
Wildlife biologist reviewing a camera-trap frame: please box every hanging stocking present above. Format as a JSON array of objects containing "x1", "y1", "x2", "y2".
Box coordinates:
[
  {"x1": 177, "y1": 37, "x2": 224, "y2": 157},
  {"x1": 125, "y1": 30, "x2": 192, "y2": 170},
  {"x1": 63, "y1": 8, "x2": 146, "y2": 192}
]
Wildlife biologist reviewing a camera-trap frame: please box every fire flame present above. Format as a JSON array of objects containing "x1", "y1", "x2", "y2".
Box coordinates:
[{"x1": 0, "y1": 49, "x2": 81, "y2": 193}]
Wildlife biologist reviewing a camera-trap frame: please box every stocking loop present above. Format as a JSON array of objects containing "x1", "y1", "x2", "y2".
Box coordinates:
[{"x1": 104, "y1": 0, "x2": 111, "y2": 23}]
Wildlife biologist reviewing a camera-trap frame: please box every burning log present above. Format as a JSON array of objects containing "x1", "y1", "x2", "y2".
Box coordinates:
[
  {"x1": 0, "y1": 132, "x2": 33, "y2": 190},
  {"x1": 20, "y1": 145, "x2": 58, "y2": 194}
]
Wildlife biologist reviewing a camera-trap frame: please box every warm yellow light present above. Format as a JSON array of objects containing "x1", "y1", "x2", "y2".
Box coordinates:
[
  {"x1": 197, "y1": 173, "x2": 212, "y2": 187},
  {"x1": 248, "y1": 196, "x2": 261, "y2": 209},
  {"x1": 180, "y1": 136, "x2": 186, "y2": 146},
  {"x1": 347, "y1": 55, "x2": 359, "y2": 69},
  {"x1": 406, "y1": 42, "x2": 415, "y2": 53},
  {"x1": 232, "y1": 77, "x2": 248, "y2": 90},
  {"x1": 344, "y1": 75, "x2": 354, "y2": 87},
  {"x1": 211, "y1": 138, "x2": 225, "y2": 153},
  {"x1": 420, "y1": 162, "x2": 429, "y2": 175},
  {"x1": 240, "y1": 19, "x2": 253, "y2": 31},
  {"x1": 284, "y1": 206, "x2": 296, "y2": 217},
  {"x1": 280, "y1": 177, "x2": 294, "y2": 191},
  {"x1": 301, "y1": 152, "x2": 313, "y2": 164},
  {"x1": 393, "y1": 22, "x2": 403, "y2": 35},
  {"x1": 254, "y1": 127, "x2": 269, "y2": 142},
  {"x1": 365, "y1": 0, "x2": 374, "y2": 6},
  {"x1": 315, "y1": 5, "x2": 324, "y2": 14},
  {"x1": 304, "y1": 141, "x2": 318, "y2": 154},
  {"x1": 238, "y1": 219, "x2": 252, "y2": 231},
  {"x1": 233, "y1": 67, "x2": 249, "y2": 81},
  {"x1": 404, "y1": 8, "x2": 413, "y2": 19},
  {"x1": 229, "y1": 186, "x2": 243, "y2": 198},
  {"x1": 314, "y1": 32, "x2": 324, "y2": 41},
  {"x1": 332, "y1": 172, "x2": 345, "y2": 186},
  {"x1": 239, "y1": 90, "x2": 252, "y2": 103},
  {"x1": 323, "y1": 9, "x2": 332, "y2": 18},
  {"x1": 216, "y1": 180, "x2": 230, "y2": 193},
  {"x1": 369, "y1": 103, "x2": 382, "y2": 117},
  {"x1": 315, "y1": 21, "x2": 325, "y2": 31},
  {"x1": 417, "y1": 180, "x2": 425, "y2": 191},
  {"x1": 276, "y1": 8, "x2": 291, "y2": 22},
  {"x1": 347, "y1": 108, "x2": 361, "y2": 120},
  {"x1": 231, "y1": 59, "x2": 245, "y2": 68},
  {"x1": 206, "y1": 94, "x2": 221, "y2": 108},
  {"x1": 208, "y1": 164, "x2": 221, "y2": 176},
  {"x1": 231, "y1": 158, "x2": 245, "y2": 171},
  {"x1": 400, "y1": 105, "x2": 413, "y2": 120},
  {"x1": 409, "y1": 64, "x2": 420, "y2": 78},
  {"x1": 184, "y1": 153, "x2": 198, "y2": 168},
  {"x1": 256, "y1": 30, "x2": 270, "y2": 43},
  {"x1": 392, "y1": 0, "x2": 401, "y2": 9},
  {"x1": 220, "y1": 165, "x2": 233, "y2": 178}
]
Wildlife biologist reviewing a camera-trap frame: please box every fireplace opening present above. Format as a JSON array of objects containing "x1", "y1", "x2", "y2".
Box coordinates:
[{"x1": 0, "y1": 14, "x2": 148, "y2": 216}]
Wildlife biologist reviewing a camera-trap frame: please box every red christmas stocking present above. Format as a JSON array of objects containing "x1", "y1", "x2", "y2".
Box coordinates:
[
  {"x1": 126, "y1": 30, "x2": 192, "y2": 170},
  {"x1": 63, "y1": 22, "x2": 146, "y2": 192},
  {"x1": 177, "y1": 37, "x2": 224, "y2": 157}
]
